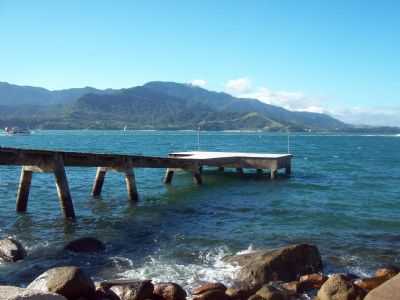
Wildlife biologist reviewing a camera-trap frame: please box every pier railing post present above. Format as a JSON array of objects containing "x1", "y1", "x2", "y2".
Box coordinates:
[
  {"x1": 92, "y1": 167, "x2": 107, "y2": 197},
  {"x1": 16, "y1": 166, "x2": 33, "y2": 213},
  {"x1": 53, "y1": 154, "x2": 75, "y2": 219}
]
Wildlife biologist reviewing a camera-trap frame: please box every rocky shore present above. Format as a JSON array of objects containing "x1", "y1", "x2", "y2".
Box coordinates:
[{"x1": 1, "y1": 237, "x2": 399, "y2": 300}]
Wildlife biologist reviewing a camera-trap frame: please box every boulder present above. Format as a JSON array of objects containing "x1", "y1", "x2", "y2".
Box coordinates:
[
  {"x1": 224, "y1": 244, "x2": 322, "y2": 289},
  {"x1": 192, "y1": 282, "x2": 226, "y2": 295},
  {"x1": 299, "y1": 273, "x2": 328, "y2": 291},
  {"x1": 225, "y1": 287, "x2": 247, "y2": 300},
  {"x1": 153, "y1": 282, "x2": 186, "y2": 300},
  {"x1": 99, "y1": 280, "x2": 154, "y2": 300},
  {"x1": 354, "y1": 275, "x2": 395, "y2": 292},
  {"x1": 27, "y1": 266, "x2": 95, "y2": 300},
  {"x1": 280, "y1": 281, "x2": 300, "y2": 296},
  {"x1": 0, "y1": 238, "x2": 27, "y2": 262},
  {"x1": 192, "y1": 282, "x2": 228, "y2": 300},
  {"x1": 64, "y1": 237, "x2": 105, "y2": 253},
  {"x1": 248, "y1": 284, "x2": 288, "y2": 300},
  {"x1": 0, "y1": 285, "x2": 67, "y2": 300},
  {"x1": 316, "y1": 274, "x2": 366, "y2": 300},
  {"x1": 364, "y1": 273, "x2": 400, "y2": 300},
  {"x1": 374, "y1": 266, "x2": 399, "y2": 278},
  {"x1": 192, "y1": 289, "x2": 229, "y2": 300}
]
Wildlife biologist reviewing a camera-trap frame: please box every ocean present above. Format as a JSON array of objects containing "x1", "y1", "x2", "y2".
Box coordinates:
[{"x1": 0, "y1": 130, "x2": 399, "y2": 290}]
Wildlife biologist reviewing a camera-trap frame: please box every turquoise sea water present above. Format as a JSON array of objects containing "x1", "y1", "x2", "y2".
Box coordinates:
[{"x1": 0, "y1": 130, "x2": 399, "y2": 289}]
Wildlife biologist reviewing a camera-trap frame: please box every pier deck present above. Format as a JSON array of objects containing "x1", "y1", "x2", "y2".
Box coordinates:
[{"x1": 0, "y1": 147, "x2": 292, "y2": 219}]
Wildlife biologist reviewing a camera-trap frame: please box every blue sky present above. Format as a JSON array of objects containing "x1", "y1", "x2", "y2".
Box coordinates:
[{"x1": 1, "y1": 0, "x2": 399, "y2": 125}]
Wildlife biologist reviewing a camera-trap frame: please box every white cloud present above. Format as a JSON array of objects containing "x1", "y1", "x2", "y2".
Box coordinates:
[
  {"x1": 223, "y1": 77, "x2": 400, "y2": 127},
  {"x1": 190, "y1": 79, "x2": 207, "y2": 88},
  {"x1": 225, "y1": 78, "x2": 326, "y2": 113},
  {"x1": 225, "y1": 77, "x2": 252, "y2": 94},
  {"x1": 333, "y1": 106, "x2": 400, "y2": 127}
]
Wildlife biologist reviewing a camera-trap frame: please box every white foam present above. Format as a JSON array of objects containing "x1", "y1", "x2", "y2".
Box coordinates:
[
  {"x1": 236, "y1": 244, "x2": 256, "y2": 255},
  {"x1": 118, "y1": 246, "x2": 240, "y2": 291}
]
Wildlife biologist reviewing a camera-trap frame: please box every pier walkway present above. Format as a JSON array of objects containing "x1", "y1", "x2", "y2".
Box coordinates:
[{"x1": 0, "y1": 147, "x2": 292, "y2": 219}]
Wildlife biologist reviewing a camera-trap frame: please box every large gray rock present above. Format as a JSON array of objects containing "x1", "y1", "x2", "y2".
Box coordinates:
[
  {"x1": 0, "y1": 238, "x2": 27, "y2": 262},
  {"x1": 192, "y1": 282, "x2": 228, "y2": 300},
  {"x1": 99, "y1": 280, "x2": 154, "y2": 300},
  {"x1": 64, "y1": 237, "x2": 105, "y2": 253},
  {"x1": 316, "y1": 274, "x2": 366, "y2": 300},
  {"x1": 27, "y1": 266, "x2": 95, "y2": 300},
  {"x1": 153, "y1": 282, "x2": 186, "y2": 300},
  {"x1": 224, "y1": 244, "x2": 322, "y2": 289},
  {"x1": 248, "y1": 284, "x2": 289, "y2": 300},
  {"x1": 364, "y1": 273, "x2": 400, "y2": 300},
  {"x1": 0, "y1": 285, "x2": 66, "y2": 300}
]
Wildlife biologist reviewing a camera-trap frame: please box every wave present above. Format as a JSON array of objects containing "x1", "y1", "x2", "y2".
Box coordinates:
[{"x1": 114, "y1": 246, "x2": 240, "y2": 292}]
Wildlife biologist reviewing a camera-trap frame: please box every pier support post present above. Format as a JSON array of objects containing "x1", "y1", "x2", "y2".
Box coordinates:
[
  {"x1": 285, "y1": 165, "x2": 291, "y2": 176},
  {"x1": 16, "y1": 167, "x2": 33, "y2": 213},
  {"x1": 53, "y1": 155, "x2": 75, "y2": 219},
  {"x1": 92, "y1": 167, "x2": 107, "y2": 197},
  {"x1": 124, "y1": 169, "x2": 138, "y2": 202},
  {"x1": 192, "y1": 167, "x2": 203, "y2": 185},
  {"x1": 164, "y1": 168, "x2": 174, "y2": 184},
  {"x1": 236, "y1": 168, "x2": 244, "y2": 174},
  {"x1": 270, "y1": 168, "x2": 278, "y2": 180}
]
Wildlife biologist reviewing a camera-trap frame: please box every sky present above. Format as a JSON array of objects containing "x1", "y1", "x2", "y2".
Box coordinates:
[{"x1": 0, "y1": 0, "x2": 399, "y2": 126}]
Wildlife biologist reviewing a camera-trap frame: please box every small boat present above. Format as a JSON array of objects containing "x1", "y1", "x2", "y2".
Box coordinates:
[
  {"x1": 123, "y1": 125, "x2": 128, "y2": 132},
  {"x1": 4, "y1": 127, "x2": 31, "y2": 135}
]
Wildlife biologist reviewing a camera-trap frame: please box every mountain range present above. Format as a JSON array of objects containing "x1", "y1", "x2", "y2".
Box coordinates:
[{"x1": 0, "y1": 81, "x2": 398, "y2": 133}]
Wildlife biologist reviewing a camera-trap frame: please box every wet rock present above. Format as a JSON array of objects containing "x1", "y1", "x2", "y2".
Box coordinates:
[
  {"x1": 64, "y1": 237, "x2": 105, "y2": 253},
  {"x1": 316, "y1": 274, "x2": 366, "y2": 300},
  {"x1": 0, "y1": 285, "x2": 67, "y2": 300},
  {"x1": 364, "y1": 273, "x2": 400, "y2": 300},
  {"x1": 374, "y1": 266, "x2": 399, "y2": 278},
  {"x1": 225, "y1": 284, "x2": 259, "y2": 300},
  {"x1": 224, "y1": 244, "x2": 322, "y2": 289},
  {"x1": 99, "y1": 280, "x2": 154, "y2": 300},
  {"x1": 94, "y1": 286, "x2": 120, "y2": 300},
  {"x1": 153, "y1": 282, "x2": 186, "y2": 300},
  {"x1": 353, "y1": 266, "x2": 399, "y2": 292},
  {"x1": 354, "y1": 275, "x2": 394, "y2": 292},
  {"x1": 192, "y1": 282, "x2": 229, "y2": 300},
  {"x1": 280, "y1": 281, "x2": 300, "y2": 296},
  {"x1": 0, "y1": 238, "x2": 27, "y2": 262},
  {"x1": 248, "y1": 284, "x2": 289, "y2": 300},
  {"x1": 299, "y1": 273, "x2": 328, "y2": 291},
  {"x1": 27, "y1": 266, "x2": 95, "y2": 300},
  {"x1": 192, "y1": 282, "x2": 227, "y2": 295},
  {"x1": 192, "y1": 289, "x2": 229, "y2": 300},
  {"x1": 225, "y1": 287, "x2": 246, "y2": 300}
]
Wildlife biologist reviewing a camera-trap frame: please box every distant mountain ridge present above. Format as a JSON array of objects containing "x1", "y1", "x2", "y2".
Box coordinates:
[
  {"x1": 0, "y1": 82, "x2": 116, "y2": 106},
  {"x1": 0, "y1": 81, "x2": 398, "y2": 132}
]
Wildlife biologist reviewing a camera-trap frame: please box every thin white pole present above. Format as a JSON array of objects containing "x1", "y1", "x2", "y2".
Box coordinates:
[{"x1": 197, "y1": 126, "x2": 200, "y2": 150}]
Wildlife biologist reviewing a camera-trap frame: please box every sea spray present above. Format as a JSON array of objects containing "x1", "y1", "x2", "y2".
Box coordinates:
[{"x1": 118, "y1": 246, "x2": 240, "y2": 291}]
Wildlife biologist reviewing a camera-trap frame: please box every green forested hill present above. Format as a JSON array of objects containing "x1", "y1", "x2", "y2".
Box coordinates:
[{"x1": 0, "y1": 81, "x2": 384, "y2": 132}]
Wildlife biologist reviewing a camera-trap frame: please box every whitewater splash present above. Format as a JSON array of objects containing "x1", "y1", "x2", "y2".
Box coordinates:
[{"x1": 113, "y1": 246, "x2": 241, "y2": 292}]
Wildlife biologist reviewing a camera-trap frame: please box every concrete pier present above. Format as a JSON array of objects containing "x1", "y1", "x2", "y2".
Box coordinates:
[{"x1": 0, "y1": 147, "x2": 292, "y2": 219}]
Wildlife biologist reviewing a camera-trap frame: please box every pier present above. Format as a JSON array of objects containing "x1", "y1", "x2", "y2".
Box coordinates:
[{"x1": 0, "y1": 147, "x2": 292, "y2": 219}]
